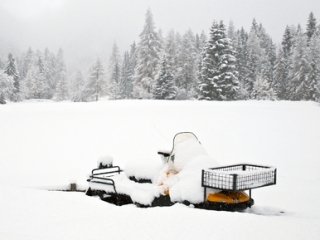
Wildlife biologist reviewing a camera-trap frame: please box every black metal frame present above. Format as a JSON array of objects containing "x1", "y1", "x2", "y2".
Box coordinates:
[
  {"x1": 87, "y1": 166, "x2": 122, "y2": 194},
  {"x1": 201, "y1": 163, "x2": 277, "y2": 204}
]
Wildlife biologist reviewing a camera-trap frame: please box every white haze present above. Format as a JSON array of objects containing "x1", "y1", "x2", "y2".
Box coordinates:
[{"x1": 0, "y1": 0, "x2": 319, "y2": 72}]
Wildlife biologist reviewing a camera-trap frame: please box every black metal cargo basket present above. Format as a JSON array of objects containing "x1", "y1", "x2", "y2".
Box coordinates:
[{"x1": 202, "y1": 164, "x2": 276, "y2": 191}]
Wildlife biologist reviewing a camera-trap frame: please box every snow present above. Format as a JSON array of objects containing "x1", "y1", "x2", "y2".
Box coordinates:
[
  {"x1": 97, "y1": 155, "x2": 113, "y2": 167},
  {"x1": 1, "y1": 100, "x2": 320, "y2": 240},
  {"x1": 90, "y1": 133, "x2": 219, "y2": 204},
  {"x1": 155, "y1": 133, "x2": 220, "y2": 203},
  {"x1": 89, "y1": 174, "x2": 162, "y2": 205},
  {"x1": 124, "y1": 157, "x2": 163, "y2": 181}
]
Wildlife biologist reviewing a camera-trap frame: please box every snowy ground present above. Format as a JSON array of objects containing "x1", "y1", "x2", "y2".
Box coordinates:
[{"x1": 1, "y1": 100, "x2": 320, "y2": 240}]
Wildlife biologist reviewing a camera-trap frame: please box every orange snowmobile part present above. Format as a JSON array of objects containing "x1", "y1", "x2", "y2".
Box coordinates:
[{"x1": 207, "y1": 191, "x2": 250, "y2": 204}]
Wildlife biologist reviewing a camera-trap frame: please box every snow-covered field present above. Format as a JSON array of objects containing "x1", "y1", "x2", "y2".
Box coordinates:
[{"x1": 1, "y1": 100, "x2": 320, "y2": 240}]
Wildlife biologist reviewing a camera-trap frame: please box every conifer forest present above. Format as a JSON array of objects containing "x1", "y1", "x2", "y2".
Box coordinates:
[{"x1": 1, "y1": 10, "x2": 320, "y2": 104}]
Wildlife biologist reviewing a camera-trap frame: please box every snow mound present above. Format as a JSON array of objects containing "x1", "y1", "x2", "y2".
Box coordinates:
[
  {"x1": 156, "y1": 133, "x2": 220, "y2": 203},
  {"x1": 124, "y1": 157, "x2": 163, "y2": 182},
  {"x1": 97, "y1": 155, "x2": 114, "y2": 168}
]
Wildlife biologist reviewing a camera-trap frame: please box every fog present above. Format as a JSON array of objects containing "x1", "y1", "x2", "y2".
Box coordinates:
[{"x1": 0, "y1": 0, "x2": 319, "y2": 71}]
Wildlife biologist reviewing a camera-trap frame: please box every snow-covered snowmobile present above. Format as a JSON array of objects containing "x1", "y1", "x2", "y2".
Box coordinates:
[{"x1": 86, "y1": 132, "x2": 276, "y2": 211}]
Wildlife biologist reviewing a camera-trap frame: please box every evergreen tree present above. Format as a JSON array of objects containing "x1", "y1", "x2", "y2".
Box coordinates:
[
  {"x1": 164, "y1": 30, "x2": 178, "y2": 71},
  {"x1": 274, "y1": 48, "x2": 288, "y2": 99},
  {"x1": 288, "y1": 28, "x2": 312, "y2": 100},
  {"x1": 227, "y1": 21, "x2": 236, "y2": 44},
  {"x1": 0, "y1": 58, "x2": 5, "y2": 70},
  {"x1": 83, "y1": 59, "x2": 105, "y2": 101},
  {"x1": 158, "y1": 29, "x2": 165, "y2": 50},
  {"x1": 5, "y1": 53, "x2": 20, "y2": 101},
  {"x1": 20, "y1": 48, "x2": 35, "y2": 83},
  {"x1": 246, "y1": 30, "x2": 266, "y2": 97},
  {"x1": 308, "y1": 33, "x2": 320, "y2": 100},
  {"x1": 119, "y1": 51, "x2": 132, "y2": 99},
  {"x1": 127, "y1": 42, "x2": 137, "y2": 98},
  {"x1": 175, "y1": 29, "x2": 198, "y2": 98},
  {"x1": 198, "y1": 21, "x2": 239, "y2": 100},
  {"x1": 70, "y1": 71, "x2": 85, "y2": 102},
  {"x1": 153, "y1": 55, "x2": 176, "y2": 100},
  {"x1": 0, "y1": 70, "x2": 14, "y2": 104},
  {"x1": 43, "y1": 48, "x2": 58, "y2": 98},
  {"x1": 274, "y1": 26, "x2": 294, "y2": 99},
  {"x1": 133, "y1": 9, "x2": 161, "y2": 98},
  {"x1": 24, "y1": 57, "x2": 48, "y2": 99},
  {"x1": 234, "y1": 28, "x2": 250, "y2": 99},
  {"x1": 282, "y1": 26, "x2": 295, "y2": 57},
  {"x1": 251, "y1": 75, "x2": 276, "y2": 100},
  {"x1": 197, "y1": 31, "x2": 207, "y2": 54},
  {"x1": 306, "y1": 12, "x2": 317, "y2": 41},
  {"x1": 109, "y1": 44, "x2": 121, "y2": 99},
  {"x1": 54, "y1": 49, "x2": 68, "y2": 100},
  {"x1": 256, "y1": 22, "x2": 277, "y2": 92}
]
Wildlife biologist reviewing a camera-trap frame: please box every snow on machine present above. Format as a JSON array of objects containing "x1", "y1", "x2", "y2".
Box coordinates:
[{"x1": 86, "y1": 132, "x2": 277, "y2": 211}]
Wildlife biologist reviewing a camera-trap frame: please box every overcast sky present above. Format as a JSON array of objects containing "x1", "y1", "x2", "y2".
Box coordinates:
[{"x1": 0, "y1": 0, "x2": 319, "y2": 71}]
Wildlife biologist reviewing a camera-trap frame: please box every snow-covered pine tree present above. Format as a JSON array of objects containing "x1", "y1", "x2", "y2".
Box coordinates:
[
  {"x1": 24, "y1": 57, "x2": 48, "y2": 99},
  {"x1": 307, "y1": 33, "x2": 320, "y2": 101},
  {"x1": 197, "y1": 45, "x2": 211, "y2": 100},
  {"x1": 43, "y1": 48, "x2": 58, "y2": 98},
  {"x1": 0, "y1": 70, "x2": 14, "y2": 104},
  {"x1": 274, "y1": 26, "x2": 294, "y2": 99},
  {"x1": 255, "y1": 22, "x2": 277, "y2": 95},
  {"x1": 126, "y1": 42, "x2": 137, "y2": 98},
  {"x1": 306, "y1": 12, "x2": 317, "y2": 42},
  {"x1": 274, "y1": 48, "x2": 288, "y2": 99},
  {"x1": 164, "y1": 30, "x2": 178, "y2": 71},
  {"x1": 174, "y1": 32, "x2": 183, "y2": 60},
  {"x1": 119, "y1": 51, "x2": 132, "y2": 99},
  {"x1": 133, "y1": 9, "x2": 161, "y2": 99},
  {"x1": 70, "y1": 71, "x2": 85, "y2": 102},
  {"x1": 153, "y1": 54, "x2": 176, "y2": 100},
  {"x1": 246, "y1": 29, "x2": 267, "y2": 98},
  {"x1": 5, "y1": 53, "x2": 20, "y2": 101},
  {"x1": 227, "y1": 21, "x2": 236, "y2": 44},
  {"x1": 82, "y1": 59, "x2": 105, "y2": 101},
  {"x1": 175, "y1": 29, "x2": 198, "y2": 99},
  {"x1": 22, "y1": 66, "x2": 37, "y2": 99},
  {"x1": 195, "y1": 32, "x2": 207, "y2": 75},
  {"x1": 282, "y1": 26, "x2": 295, "y2": 58},
  {"x1": 0, "y1": 58, "x2": 5, "y2": 70},
  {"x1": 54, "y1": 49, "x2": 68, "y2": 100},
  {"x1": 158, "y1": 29, "x2": 165, "y2": 51},
  {"x1": 288, "y1": 26, "x2": 312, "y2": 100},
  {"x1": 109, "y1": 43, "x2": 121, "y2": 99},
  {"x1": 234, "y1": 27, "x2": 250, "y2": 99},
  {"x1": 198, "y1": 31, "x2": 207, "y2": 54},
  {"x1": 198, "y1": 21, "x2": 239, "y2": 100},
  {"x1": 251, "y1": 75, "x2": 276, "y2": 100},
  {"x1": 20, "y1": 48, "x2": 34, "y2": 80}
]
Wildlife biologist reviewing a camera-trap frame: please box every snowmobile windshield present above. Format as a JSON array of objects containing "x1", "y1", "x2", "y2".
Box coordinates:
[
  {"x1": 172, "y1": 132, "x2": 199, "y2": 150},
  {"x1": 170, "y1": 132, "x2": 208, "y2": 171}
]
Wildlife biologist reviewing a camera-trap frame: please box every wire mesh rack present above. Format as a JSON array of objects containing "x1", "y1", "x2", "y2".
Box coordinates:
[{"x1": 202, "y1": 164, "x2": 276, "y2": 191}]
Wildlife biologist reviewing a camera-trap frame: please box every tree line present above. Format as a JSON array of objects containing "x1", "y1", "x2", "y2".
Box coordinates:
[{"x1": 0, "y1": 10, "x2": 319, "y2": 103}]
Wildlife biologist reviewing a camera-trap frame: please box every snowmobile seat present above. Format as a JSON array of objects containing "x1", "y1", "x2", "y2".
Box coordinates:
[{"x1": 157, "y1": 151, "x2": 170, "y2": 157}]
